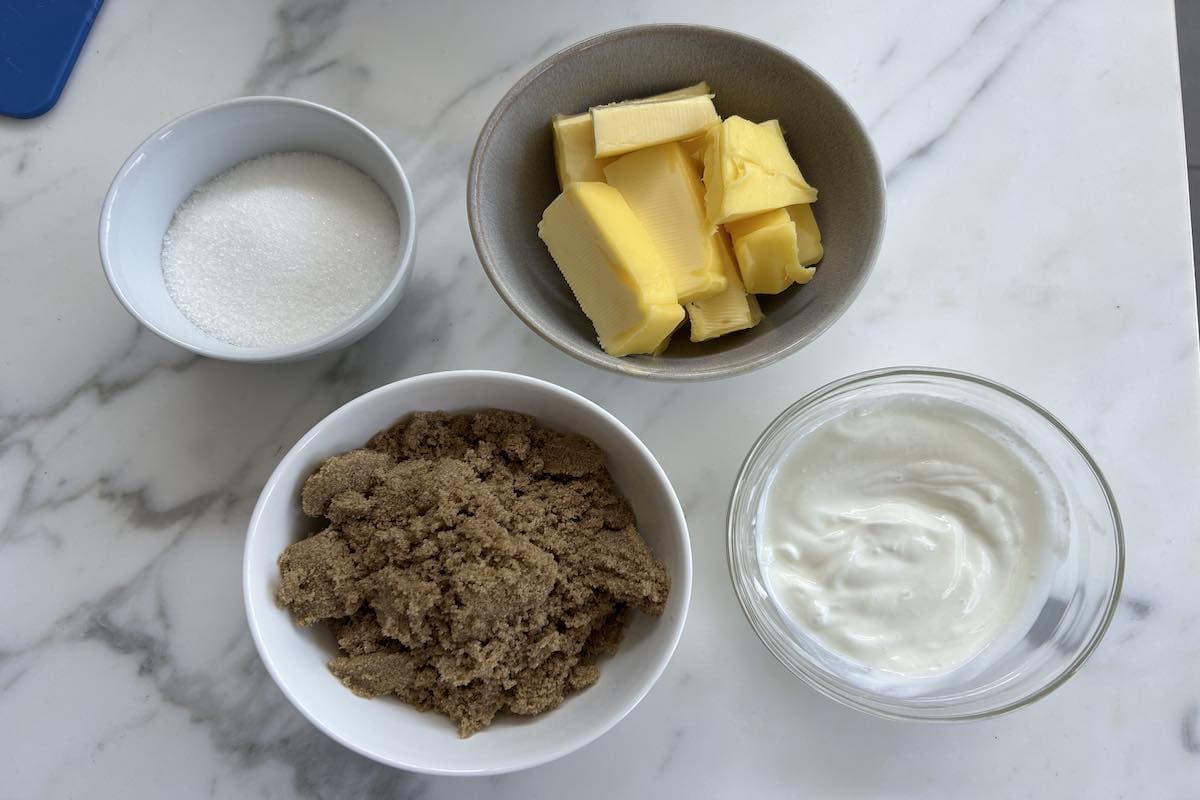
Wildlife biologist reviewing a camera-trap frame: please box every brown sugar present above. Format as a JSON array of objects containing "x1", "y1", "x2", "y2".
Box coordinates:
[{"x1": 275, "y1": 410, "x2": 670, "y2": 737}]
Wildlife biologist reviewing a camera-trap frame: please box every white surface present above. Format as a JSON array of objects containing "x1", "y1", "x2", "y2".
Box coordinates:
[
  {"x1": 0, "y1": 1, "x2": 1197, "y2": 797},
  {"x1": 244, "y1": 370, "x2": 691, "y2": 776},
  {"x1": 100, "y1": 96, "x2": 417, "y2": 361}
]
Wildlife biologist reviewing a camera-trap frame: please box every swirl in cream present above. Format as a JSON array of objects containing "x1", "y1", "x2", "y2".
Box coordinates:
[{"x1": 760, "y1": 396, "x2": 1055, "y2": 679}]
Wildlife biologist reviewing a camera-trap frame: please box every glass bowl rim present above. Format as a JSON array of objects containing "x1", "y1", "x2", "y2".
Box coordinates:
[{"x1": 725, "y1": 365, "x2": 1126, "y2": 722}]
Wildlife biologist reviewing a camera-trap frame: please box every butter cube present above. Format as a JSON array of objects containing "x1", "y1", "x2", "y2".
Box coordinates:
[
  {"x1": 552, "y1": 114, "x2": 614, "y2": 187},
  {"x1": 551, "y1": 83, "x2": 712, "y2": 189},
  {"x1": 703, "y1": 116, "x2": 818, "y2": 225},
  {"x1": 679, "y1": 135, "x2": 707, "y2": 172},
  {"x1": 725, "y1": 203, "x2": 823, "y2": 293},
  {"x1": 632, "y1": 82, "x2": 711, "y2": 103},
  {"x1": 604, "y1": 142, "x2": 727, "y2": 304},
  {"x1": 686, "y1": 232, "x2": 763, "y2": 342},
  {"x1": 725, "y1": 208, "x2": 797, "y2": 295},
  {"x1": 592, "y1": 94, "x2": 720, "y2": 158},
  {"x1": 786, "y1": 203, "x2": 823, "y2": 282},
  {"x1": 538, "y1": 182, "x2": 685, "y2": 356},
  {"x1": 651, "y1": 329, "x2": 677, "y2": 356}
]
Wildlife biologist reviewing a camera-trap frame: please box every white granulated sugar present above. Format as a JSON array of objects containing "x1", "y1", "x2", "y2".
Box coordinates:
[{"x1": 162, "y1": 152, "x2": 400, "y2": 348}]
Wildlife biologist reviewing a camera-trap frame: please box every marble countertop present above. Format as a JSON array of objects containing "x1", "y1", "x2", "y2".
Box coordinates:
[{"x1": 2, "y1": 0, "x2": 1198, "y2": 797}]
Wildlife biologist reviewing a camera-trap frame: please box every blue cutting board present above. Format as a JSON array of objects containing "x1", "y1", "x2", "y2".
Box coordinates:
[{"x1": 0, "y1": 0, "x2": 104, "y2": 119}]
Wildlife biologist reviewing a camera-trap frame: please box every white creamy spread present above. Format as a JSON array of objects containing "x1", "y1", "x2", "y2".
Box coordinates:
[{"x1": 759, "y1": 395, "x2": 1055, "y2": 679}]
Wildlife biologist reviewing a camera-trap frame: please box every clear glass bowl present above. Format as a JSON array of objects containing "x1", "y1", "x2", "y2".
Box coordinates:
[{"x1": 727, "y1": 367, "x2": 1125, "y2": 720}]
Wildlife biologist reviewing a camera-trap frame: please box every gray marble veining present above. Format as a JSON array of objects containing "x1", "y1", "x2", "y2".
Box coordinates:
[{"x1": 0, "y1": 0, "x2": 1197, "y2": 797}]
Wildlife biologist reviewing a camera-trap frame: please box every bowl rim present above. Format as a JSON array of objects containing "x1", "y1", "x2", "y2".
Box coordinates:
[
  {"x1": 467, "y1": 23, "x2": 886, "y2": 381},
  {"x1": 726, "y1": 365, "x2": 1126, "y2": 721},
  {"x1": 98, "y1": 94, "x2": 417, "y2": 364},
  {"x1": 243, "y1": 369, "x2": 693, "y2": 775}
]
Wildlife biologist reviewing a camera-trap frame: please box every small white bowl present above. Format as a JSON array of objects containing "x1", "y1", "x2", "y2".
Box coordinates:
[
  {"x1": 244, "y1": 370, "x2": 692, "y2": 775},
  {"x1": 99, "y1": 96, "x2": 416, "y2": 362}
]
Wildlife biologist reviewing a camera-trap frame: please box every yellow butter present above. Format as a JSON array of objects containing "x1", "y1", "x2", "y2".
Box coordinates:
[
  {"x1": 538, "y1": 182, "x2": 684, "y2": 356},
  {"x1": 592, "y1": 94, "x2": 720, "y2": 158},
  {"x1": 786, "y1": 203, "x2": 823, "y2": 282},
  {"x1": 552, "y1": 114, "x2": 614, "y2": 187},
  {"x1": 703, "y1": 116, "x2": 818, "y2": 225},
  {"x1": 725, "y1": 208, "x2": 797, "y2": 295},
  {"x1": 613, "y1": 304, "x2": 687, "y2": 356},
  {"x1": 726, "y1": 203, "x2": 824, "y2": 292},
  {"x1": 679, "y1": 135, "x2": 707, "y2": 172},
  {"x1": 651, "y1": 330, "x2": 676, "y2": 356},
  {"x1": 686, "y1": 232, "x2": 763, "y2": 341},
  {"x1": 551, "y1": 83, "x2": 712, "y2": 189},
  {"x1": 604, "y1": 142, "x2": 727, "y2": 304},
  {"x1": 632, "y1": 82, "x2": 711, "y2": 104}
]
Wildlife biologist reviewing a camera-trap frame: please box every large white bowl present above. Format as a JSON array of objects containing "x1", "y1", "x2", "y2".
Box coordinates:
[
  {"x1": 244, "y1": 370, "x2": 692, "y2": 775},
  {"x1": 100, "y1": 95, "x2": 417, "y2": 362}
]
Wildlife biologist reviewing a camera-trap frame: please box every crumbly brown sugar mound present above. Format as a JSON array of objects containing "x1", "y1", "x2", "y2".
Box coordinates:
[{"x1": 275, "y1": 410, "x2": 670, "y2": 737}]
